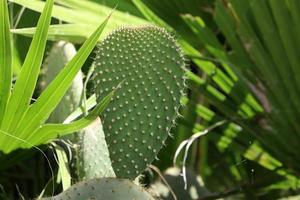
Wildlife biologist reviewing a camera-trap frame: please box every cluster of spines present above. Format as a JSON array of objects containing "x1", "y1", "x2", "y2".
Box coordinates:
[{"x1": 93, "y1": 25, "x2": 186, "y2": 179}]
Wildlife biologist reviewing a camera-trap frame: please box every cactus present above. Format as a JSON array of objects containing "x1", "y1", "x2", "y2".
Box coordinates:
[
  {"x1": 43, "y1": 42, "x2": 115, "y2": 180},
  {"x1": 42, "y1": 41, "x2": 83, "y2": 125},
  {"x1": 77, "y1": 118, "x2": 116, "y2": 179},
  {"x1": 41, "y1": 25, "x2": 186, "y2": 199},
  {"x1": 92, "y1": 25, "x2": 186, "y2": 179},
  {"x1": 41, "y1": 178, "x2": 155, "y2": 200}
]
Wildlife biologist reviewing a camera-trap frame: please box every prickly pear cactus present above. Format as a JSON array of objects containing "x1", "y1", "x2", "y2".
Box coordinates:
[
  {"x1": 42, "y1": 41, "x2": 83, "y2": 124},
  {"x1": 43, "y1": 42, "x2": 115, "y2": 180},
  {"x1": 77, "y1": 118, "x2": 116, "y2": 179},
  {"x1": 93, "y1": 25, "x2": 186, "y2": 179},
  {"x1": 41, "y1": 178, "x2": 155, "y2": 200}
]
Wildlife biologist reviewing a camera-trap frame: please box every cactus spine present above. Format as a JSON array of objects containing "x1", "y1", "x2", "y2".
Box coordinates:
[{"x1": 93, "y1": 25, "x2": 186, "y2": 179}]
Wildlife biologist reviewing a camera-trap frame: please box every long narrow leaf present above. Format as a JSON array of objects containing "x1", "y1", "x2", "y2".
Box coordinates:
[
  {"x1": 11, "y1": 24, "x2": 94, "y2": 44},
  {"x1": 7, "y1": 14, "x2": 111, "y2": 152},
  {"x1": 132, "y1": 0, "x2": 172, "y2": 32},
  {"x1": 23, "y1": 89, "x2": 115, "y2": 149},
  {"x1": 11, "y1": 0, "x2": 146, "y2": 31},
  {"x1": 55, "y1": 0, "x2": 145, "y2": 25},
  {"x1": 11, "y1": 0, "x2": 96, "y2": 24},
  {"x1": 63, "y1": 94, "x2": 97, "y2": 124},
  {"x1": 0, "y1": 0, "x2": 12, "y2": 124},
  {"x1": 0, "y1": 0, "x2": 53, "y2": 132}
]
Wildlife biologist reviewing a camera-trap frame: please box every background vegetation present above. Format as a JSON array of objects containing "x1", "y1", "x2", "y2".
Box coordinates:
[{"x1": 1, "y1": 0, "x2": 300, "y2": 199}]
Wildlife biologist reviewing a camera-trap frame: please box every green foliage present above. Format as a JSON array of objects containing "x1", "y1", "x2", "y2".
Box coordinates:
[
  {"x1": 0, "y1": 0, "x2": 54, "y2": 136},
  {"x1": 1, "y1": 1, "x2": 186, "y2": 199},
  {"x1": 41, "y1": 178, "x2": 155, "y2": 200},
  {"x1": 43, "y1": 41, "x2": 83, "y2": 124},
  {"x1": 0, "y1": 0, "x2": 112, "y2": 154},
  {"x1": 131, "y1": 0, "x2": 300, "y2": 197},
  {"x1": 42, "y1": 41, "x2": 115, "y2": 183},
  {"x1": 93, "y1": 25, "x2": 186, "y2": 179},
  {"x1": 0, "y1": 0, "x2": 12, "y2": 125},
  {"x1": 150, "y1": 167, "x2": 211, "y2": 200},
  {"x1": 3, "y1": 0, "x2": 300, "y2": 199},
  {"x1": 11, "y1": 0, "x2": 148, "y2": 43},
  {"x1": 42, "y1": 41, "x2": 83, "y2": 189},
  {"x1": 133, "y1": 0, "x2": 215, "y2": 48},
  {"x1": 39, "y1": 23, "x2": 186, "y2": 200},
  {"x1": 212, "y1": 0, "x2": 300, "y2": 174}
]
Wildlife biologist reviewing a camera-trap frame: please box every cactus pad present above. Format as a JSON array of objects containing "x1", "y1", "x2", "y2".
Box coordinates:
[
  {"x1": 93, "y1": 25, "x2": 186, "y2": 178},
  {"x1": 43, "y1": 41, "x2": 83, "y2": 124},
  {"x1": 77, "y1": 118, "x2": 116, "y2": 179},
  {"x1": 42, "y1": 178, "x2": 154, "y2": 200}
]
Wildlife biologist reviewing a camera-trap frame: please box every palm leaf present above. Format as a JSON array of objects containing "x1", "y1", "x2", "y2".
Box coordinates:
[
  {"x1": 5, "y1": 13, "x2": 111, "y2": 153},
  {"x1": 0, "y1": 0, "x2": 112, "y2": 153},
  {"x1": 10, "y1": 0, "x2": 147, "y2": 43},
  {"x1": 0, "y1": 0, "x2": 12, "y2": 124},
  {"x1": 0, "y1": 0, "x2": 54, "y2": 148}
]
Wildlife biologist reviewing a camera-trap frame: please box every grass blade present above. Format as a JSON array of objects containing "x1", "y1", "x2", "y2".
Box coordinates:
[{"x1": 54, "y1": 144, "x2": 71, "y2": 191}]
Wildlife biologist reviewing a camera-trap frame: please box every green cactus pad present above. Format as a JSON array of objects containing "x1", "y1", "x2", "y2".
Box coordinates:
[
  {"x1": 41, "y1": 178, "x2": 155, "y2": 200},
  {"x1": 77, "y1": 118, "x2": 116, "y2": 179},
  {"x1": 43, "y1": 41, "x2": 83, "y2": 124},
  {"x1": 93, "y1": 25, "x2": 186, "y2": 178}
]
